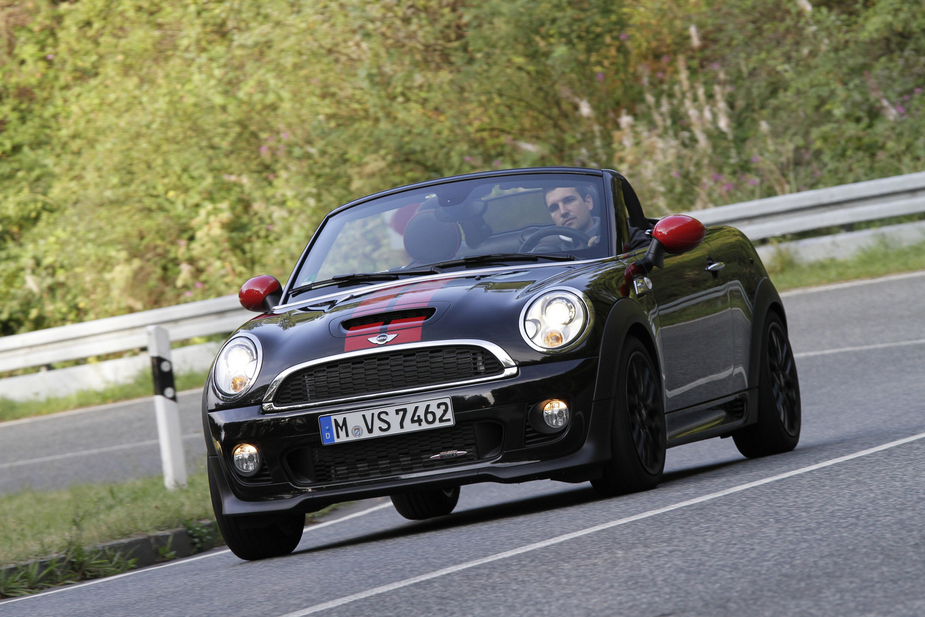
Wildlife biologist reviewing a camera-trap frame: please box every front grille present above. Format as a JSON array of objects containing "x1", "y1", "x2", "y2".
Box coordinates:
[
  {"x1": 273, "y1": 345, "x2": 505, "y2": 407},
  {"x1": 288, "y1": 423, "x2": 480, "y2": 484}
]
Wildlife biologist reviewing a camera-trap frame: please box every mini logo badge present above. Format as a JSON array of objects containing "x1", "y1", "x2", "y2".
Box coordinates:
[
  {"x1": 352, "y1": 425, "x2": 363, "y2": 437},
  {"x1": 429, "y1": 450, "x2": 468, "y2": 460},
  {"x1": 368, "y1": 333, "x2": 398, "y2": 345}
]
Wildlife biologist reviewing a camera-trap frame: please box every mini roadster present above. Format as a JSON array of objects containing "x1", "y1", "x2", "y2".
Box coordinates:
[{"x1": 204, "y1": 167, "x2": 801, "y2": 560}]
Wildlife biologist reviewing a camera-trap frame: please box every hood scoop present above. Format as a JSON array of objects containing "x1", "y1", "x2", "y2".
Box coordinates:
[{"x1": 341, "y1": 307, "x2": 437, "y2": 333}]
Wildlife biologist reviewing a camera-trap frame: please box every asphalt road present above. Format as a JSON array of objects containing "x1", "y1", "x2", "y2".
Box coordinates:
[{"x1": 3, "y1": 270, "x2": 925, "y2": 616}]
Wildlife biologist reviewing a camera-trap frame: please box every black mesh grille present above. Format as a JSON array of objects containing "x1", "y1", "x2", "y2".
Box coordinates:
[
  {"x1": 291, "y1": 424, "x2": 480, "y2": 484},
  {"x1": 273, "y1": 346, "x2": 505, "y2": 408}
]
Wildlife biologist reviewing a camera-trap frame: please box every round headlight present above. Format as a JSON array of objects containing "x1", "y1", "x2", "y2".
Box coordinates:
[
  {"x1": 213, "y1": 334, "x2": 262, "y2": 399},
  {"x1": 520, "y1": 289, "x2": 591, "y2": 352}
]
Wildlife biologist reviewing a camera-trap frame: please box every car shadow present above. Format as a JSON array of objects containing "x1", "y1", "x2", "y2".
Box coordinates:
[
  {"x1": 294, "y1": 451, "x2": 799, "y2": 556},
  {"x1": 294, "y1": 485, "x2": 599, "y2": 555}
]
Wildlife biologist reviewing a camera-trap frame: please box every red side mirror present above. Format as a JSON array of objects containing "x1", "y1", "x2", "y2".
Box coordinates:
[
  {"x1": 239, "y1": 275, "x2": 282, "y2": 313},
  {"x1": 652, "y1": 215, "x2": 706, "y2": 254}
]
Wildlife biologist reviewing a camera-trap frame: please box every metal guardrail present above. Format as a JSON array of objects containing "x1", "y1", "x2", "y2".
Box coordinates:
[
  {"x1": 2, "y1": 170, "x2": 924, "y2": 383},
  {"x1": 686, "y1": 171, "x2": 925, "y2": 240},
  {"x1": 0, "y1": 295, "x2": 248, "y2": 374}
]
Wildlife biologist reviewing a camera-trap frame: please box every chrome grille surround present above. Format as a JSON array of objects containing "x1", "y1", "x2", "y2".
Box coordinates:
[{"x1": 261, "y1": 339, "x2": 518, "y2": 414}]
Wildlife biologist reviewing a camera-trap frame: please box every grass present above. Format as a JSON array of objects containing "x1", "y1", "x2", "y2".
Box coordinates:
[
  {"x1": 0, "y1": 369, "x2": 210, "y2": 424},
  {"x1": 765, "y1": 238, "x2": 925, "y2": 291},
  {"x1": 0, "y1": 471, "x2": 216, "y2": 567}
]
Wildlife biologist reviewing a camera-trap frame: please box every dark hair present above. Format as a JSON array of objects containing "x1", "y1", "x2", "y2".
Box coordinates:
[{"x1": 544, "y1": 185, "x2": 596, "y2": 206}]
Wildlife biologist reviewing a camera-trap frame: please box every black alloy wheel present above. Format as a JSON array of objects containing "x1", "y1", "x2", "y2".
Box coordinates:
[
  {"x1": 592, "y1": 336, "x2": 666, "y2": 497},
  {"x1": 391, "y1": 486, "x2": 460, "y2": 521},
  {"x1": 209, "y1": 467, "x2": 305, "y2": 561},
  {"x1": 734, "y1": 311, "x2": 801, "y2": 458}
]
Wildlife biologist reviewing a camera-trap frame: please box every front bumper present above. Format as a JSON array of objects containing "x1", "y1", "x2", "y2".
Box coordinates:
[{"x1": 206, "y1": 357, "x2": 614, "y2": 517}]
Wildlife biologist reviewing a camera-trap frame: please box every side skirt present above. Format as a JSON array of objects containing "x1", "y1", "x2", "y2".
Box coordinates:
[{"x1": 666, "y1": 391, "x2": 752, "y2": 448}]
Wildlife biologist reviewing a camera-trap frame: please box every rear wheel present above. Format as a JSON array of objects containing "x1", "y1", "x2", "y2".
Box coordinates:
[
  {"x1": 733, "y1": 311, "x2": 801, "y2": 458},
  {"x1": 391, "y1": 487, "x2": 460, "y2": 520},
  {"x1": 209, "y1": 467, "x2": 304, "y2": 561},
  {"x1": 592, "y1": 337, "x2": 666, "y2": 497}
]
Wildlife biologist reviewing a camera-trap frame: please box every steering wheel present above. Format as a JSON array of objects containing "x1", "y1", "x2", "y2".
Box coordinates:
[{"x1": 519, "y1": 226, "x2": 593, "y2": 253}]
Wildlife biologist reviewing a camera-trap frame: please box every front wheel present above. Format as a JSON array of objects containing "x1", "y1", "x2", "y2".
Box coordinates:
[
  {"x1": 733, "y1": 311, "x2": 801, "y2": 458},
  {"x1": 391, "y1": 487, "x2": 460, "y2": 520},
  {"x1": 209, "y1": 467, "x2": 304, "y2": 561},
  {"x1": 592, "y1": 337, "x2": 666, "y2": 497}
]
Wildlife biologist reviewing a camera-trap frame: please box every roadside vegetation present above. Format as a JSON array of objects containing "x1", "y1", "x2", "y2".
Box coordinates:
[
  {"x1": 2, "y1": 0, "x2": 924, "y2": 338},
  {"x1": 766, "y1": 238, "x2": 925, "y2": 292},
  {"x1": 0, "y1": 473, "x2": 213, "y2": 580}
]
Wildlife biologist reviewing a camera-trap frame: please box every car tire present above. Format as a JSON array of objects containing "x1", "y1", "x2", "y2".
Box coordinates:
[
  {"x1": 390, "y1": 487, "x2": 460, "y2": 520},
  {"x1": 592, "y1": 336, "x2": 666, "y2": 497},
  {"x1": 733, "y1": 311, "x2": 801, "y2": 458},
  {"x1": 209, "y1": 467, "x2": 304, "y2": 560}
]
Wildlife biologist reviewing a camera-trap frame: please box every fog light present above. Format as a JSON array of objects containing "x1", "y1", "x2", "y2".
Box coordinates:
[
  {"x1": 232, "y1": 443, "x2": 260, "y2": 476},
  {"x1": 542, "y1": 400, "x2": 570, "y2": 429}
]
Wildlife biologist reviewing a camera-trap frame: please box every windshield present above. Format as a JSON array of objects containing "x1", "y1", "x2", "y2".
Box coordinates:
[{"x1": 292, "y1": 173, "x2": 612, "y2": 291}]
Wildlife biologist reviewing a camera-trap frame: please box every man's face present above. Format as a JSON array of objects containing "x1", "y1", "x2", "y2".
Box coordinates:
[{"x1": 545, "y1": 187, "x2": 594, "y2": 232}]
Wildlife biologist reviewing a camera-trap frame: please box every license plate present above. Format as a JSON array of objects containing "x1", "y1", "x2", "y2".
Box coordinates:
[{"x1": 319, "y1": 397, "x2": 454, "y2": 445}]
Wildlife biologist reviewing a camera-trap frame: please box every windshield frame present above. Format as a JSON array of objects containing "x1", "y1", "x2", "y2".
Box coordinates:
[{"x1": 281, "y1": 168, "x2": 614, "y2": 305}]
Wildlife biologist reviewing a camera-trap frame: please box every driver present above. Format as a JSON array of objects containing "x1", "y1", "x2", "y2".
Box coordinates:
[
  {"x1": 545, "y1": 186, "x2": 600, "y2": 245},
  {"x1": 538, "y1": 185, "x2": 649, "y2": 253}
]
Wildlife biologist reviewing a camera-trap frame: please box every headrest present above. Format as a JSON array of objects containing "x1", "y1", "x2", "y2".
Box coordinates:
[{"x1": 403, "y1": 210, "x2": 461, "y2": 263}]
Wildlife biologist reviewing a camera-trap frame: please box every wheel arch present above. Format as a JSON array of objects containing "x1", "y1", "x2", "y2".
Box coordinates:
[
  {"x1": 593, "y1": 298, "x2": 661, "y2": 404},
  {"x1": 748, "y1": 277, "x2": 787, "y2": 390}
]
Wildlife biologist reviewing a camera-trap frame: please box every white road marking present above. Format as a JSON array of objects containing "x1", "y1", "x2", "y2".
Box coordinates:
[
  {"x1": 0, "y1": 502, "x2": 393, "y2": 606},
  {"x1": 794, "y1": 338, "x2": 925, "y2": 359},
  {"x1": 0, "y1": 434, "x2": 202, "y2": 470},
  {"x1": 779, "y1": 269, "x2": 925, "y2": 297},
  {"x1": 276, "y1": 431, "x2": 925, "y2": 617}
]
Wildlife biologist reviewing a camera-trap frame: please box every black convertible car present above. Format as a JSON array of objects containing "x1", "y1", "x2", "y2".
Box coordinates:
[{"x1": 204, "y1": 167, "x2": 801, "y2": 560}]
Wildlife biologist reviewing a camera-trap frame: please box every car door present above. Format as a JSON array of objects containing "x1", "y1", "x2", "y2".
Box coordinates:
[{"x1": 646, "y1": 229, "x2": 737, "y2": 412}]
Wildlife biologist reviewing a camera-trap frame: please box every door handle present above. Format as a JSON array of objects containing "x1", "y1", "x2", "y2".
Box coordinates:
[{"x1": 705, "y1": 262, "x2": 725, "y2": 273}]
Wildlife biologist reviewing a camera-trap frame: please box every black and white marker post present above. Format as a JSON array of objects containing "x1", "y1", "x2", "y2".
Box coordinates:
[{"x1": 146, "y1": 325, "x2": 187, "y2": 490}]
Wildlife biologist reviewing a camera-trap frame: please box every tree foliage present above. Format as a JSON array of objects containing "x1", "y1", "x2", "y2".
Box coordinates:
[{"x1": 1, "y1": 0, "x2": 923, "y2": 334}]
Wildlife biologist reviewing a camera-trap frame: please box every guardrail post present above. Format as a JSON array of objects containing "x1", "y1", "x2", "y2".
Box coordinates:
[{"x1": 146, "y1": 325, "x2": 187, "y2": 490}]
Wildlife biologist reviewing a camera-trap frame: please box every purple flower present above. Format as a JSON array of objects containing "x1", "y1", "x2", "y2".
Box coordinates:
[
  {"x1": 596, "y1": 72, "x2": 604, "y2": 83},
  {"x1": 267, "y1": 173, "x2": 276, "y2": 180},
  {"x1": 751, "y1": 155, "x2": 760, "y2": 163},
  {"x1": 184, "y1": 291, "x2": 193, "y2": 297},
  {"x1": 903, "y1": 95, "x2": 910, "y2": 101},
  {"x1": 661, "y1": 55, "x2": 671, "y2": 63},
  {"x1": 723, "y1": 183, "x2": 734, "y2": 192},
  {"x1": 711, "y1": 63, "x2": 720, "y2": 70},
  {"x1": 748, "y1": 178, "x2": 760, "y2": 186},
  {"x1": 897, "y1": 105, "x2": 906, "y2": 115},
  {"x1": 267, "y1": 224, "x2": 274, "y2": 231},
  {"x1": 259, "y1": 145, "x2": 269, "y2": 154},
  {"x1": 194, "y1": 281, "x2": 204, "y2": 289},
  {"x1": 915, "y1": 88, "x2": 923, "y2": 94},
  {"x1": 492, "y1": 159, "x2": 502, "y2": 167},
  {"x1": 464, "y1": 156, "x2": 473, "y2": 163},
  {"x1": 281, "y1": 132, "x2": 289, "y2": 139},
  {"x1": 656, "y1": 72, "x2": 664, "y2": 79},
  {"x1": 45, "y1": 54, "x2": 55, "y2": 60},
  {"x1": 671, "y1": 171, "x2": 680, "y2": 178},
  {"x1": 619, "y1": 32, "x2": 629, "y2": 41},
  {"x1": 712, "y1": 173, "x2": 724, "y2": 182}
]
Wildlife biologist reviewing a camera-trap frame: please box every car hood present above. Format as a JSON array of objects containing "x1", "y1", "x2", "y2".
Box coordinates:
[{"x1": 216, "y1": 261, "x2": 618, "y2": 408}]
